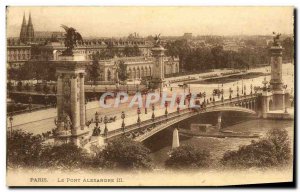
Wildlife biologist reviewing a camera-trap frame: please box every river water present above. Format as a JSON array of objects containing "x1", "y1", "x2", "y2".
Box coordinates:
[{"x1": 145, "y1": 63, "x2": 294, "y2": 168}]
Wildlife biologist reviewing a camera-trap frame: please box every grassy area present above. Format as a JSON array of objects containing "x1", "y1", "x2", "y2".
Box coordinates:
[{"x1": 189, "y1": 72, "x2": 266, "y2": 84}]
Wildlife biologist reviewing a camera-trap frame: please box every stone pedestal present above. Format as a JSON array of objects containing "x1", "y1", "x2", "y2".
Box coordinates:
[
  {"x1": 260, "y1": 91, "x2": 273, "y2": 118},
  {"x1": 54, "y1": 54, "x2": 90, "y2": 146},
  {"x1": 217, "y1": 112, "x2": 222, "y2": 130},
  {"x1": 272, "y1": 90, "x2": 285, "y2": 111}
]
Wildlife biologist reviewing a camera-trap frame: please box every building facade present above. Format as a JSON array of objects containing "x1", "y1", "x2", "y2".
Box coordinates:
[
  {"x1": 7, "y1": 14, "x2": 180, "y2": 80},
  {"x1": 97, "y1": 56, "x2": 179, "y2": 82}
]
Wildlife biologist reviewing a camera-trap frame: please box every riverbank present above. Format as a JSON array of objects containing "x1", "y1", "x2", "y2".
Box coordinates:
[{"x1": 189, "y1": 72, "x2": 266, "y2": 84}]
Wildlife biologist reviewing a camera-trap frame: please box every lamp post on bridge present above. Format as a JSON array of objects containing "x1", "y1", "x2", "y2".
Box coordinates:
[
  {"x1": 176, "y1": 97, "x2": 180, "y2": 113},
  {"x1": 28, "y1": 96, "x2": 32, "y2": 112},
  {"x1": 244, "y1": 85, "x2": 246, "y2": 96},
  {"x1": 144, "y1": 91, "x2": 148, "y2": 114},
  {"x1": 241, "y1": 78, "x2": 244, "y2": 95},
  {"x1": 237, "y1": 85, "x2": 239, "y2": 98},
  {"x1": 165, "y1": 101, "x2": 168, "y2": 117},
  {"x1": 151, "y1": 104, "x2": 155, "y2": 122},
  {"x1": 9, "y1": 114, "x2": 13, "y2": 138},
  {"x1": 221, "y1": 83, "x2": 224, "y2": 102},
  {"x1": 250, "y1": 84, "x2": 253, "y2": 95},
  {"x1": 137, "y1": 107, "x2": 141, "y2": 125},
  {"x1": 94, "y1": 111, "x2": 101, "y2": 127},
  {"x1": 229, "y1": 87, "x2": 233, "y2": 101},
  {"x1": 104, "y1": 115, "x2": 108, "y2": 137},
  {"x1": 121, "y1": 111, "x2": 125, "y2": 133},
  {"x1": 85, "y1": 99, "x2": 88, "y2": 123}
]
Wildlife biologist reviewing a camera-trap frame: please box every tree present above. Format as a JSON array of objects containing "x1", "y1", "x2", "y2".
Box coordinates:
[
  {"x1": 117, "y1": 60, "x2": 127, "y2": 82},
  {"x1": 93, "y1": 137, "x2": 152, "y2": 170},
  {"x1": 43, "y1": 84, "x2": 50, "y2": 94},
  {"x1": 7, "y1": 81, "x2": 14, "y2": 91},
  {"x1": 25, "y1": 83, "x2": 31, "y2": 92},
  {"x1": 39, "y1": 143, "x2": 89, "y2": 170},
  {"x1": 16, "y1": 81, "x2": 23, "y2": 92},
  {"x1": 133, "y1": 44, "x2": 141, "y2": 56},
  {"x1": 282, "y1": 37, "x2": 294, "y2": 63},
  {"x1": 266, "y1": 127, "x2": 291, "y2": 165},
  {"x1": 89, "y1": 52, "x2": 102, "y2": 85},
  {"x1": 7, "y1": 130, "x2": 43, "y2": 168},
  {"x1": 221, "y1": 127, "x2": 291, "y2": 169},
  {"x1": 165, "y1": 145, "x2": 211, "y2": 170}
]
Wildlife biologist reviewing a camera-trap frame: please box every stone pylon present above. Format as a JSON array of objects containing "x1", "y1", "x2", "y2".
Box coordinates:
[
  {"x1": 269, "y1": 38, "x2": 285, "y2": 111},
  {"x1": 54, "y1": 54, "x2": 90, "y2": 146},
  {"x1": 172, "y1": 128, "x2": 180, "y2": 149},
  {"x1": 151, "y1": 45, "x2": 165, "y2": 94}
]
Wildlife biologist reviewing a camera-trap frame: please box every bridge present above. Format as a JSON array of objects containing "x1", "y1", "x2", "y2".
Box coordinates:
[{"x1": 103, "y1": 94, "x2": 258, "y2": 142}]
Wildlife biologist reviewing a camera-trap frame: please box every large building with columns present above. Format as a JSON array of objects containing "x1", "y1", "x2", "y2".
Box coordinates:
[{"x1": 97, "y1": 56, "x2": 179, "y2": 82}]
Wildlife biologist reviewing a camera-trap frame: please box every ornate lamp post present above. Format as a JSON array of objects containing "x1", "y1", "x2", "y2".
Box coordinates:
[
  {"x1": 144, "y1": 91, "x2": 148, "y2": 114},
  {"x1": 151, "y1": 104, "x2": 155, "y2": 122},
  {"x1": 165, "y1": 101, "x2": 168, "y2": 116},
  {"x1": 104, "y1": 115, "x2": 108, "y2": 137},
  {"x1": 176, "y1": 97, "x2": 180, "y2": 113},
  {"x1": 95, "y1": 111, "x2": 100, "y2": 127},
  {"x1": 9, "y1": 115, "x2": 13, "y2": 138},
  {"x1": 137, "y1": 107, "x2": 141, "y2": 125},
  {"x1": 85, "y1": 99, "x2": 88, "y2": 122},
  {"x1": 217, "y1": 84, "x2": 220, "y2": 99},
  {"x1": 250, "y1": 84, "x2": 253, "y2": 95},
  {"x1": 203, "y1": 92, "x2": 206, "y2": 104},
  {"x1": 121, "y1": 111, "x2": 125, "y2": 133},
  {"x1": 237, "y1": 85, "x2": 239, "y2": 98},
  {"x1": 44, "y1": 94, "x2": 49, "y2": 107},
  {"x1": 262, "y1": 77, "x2": 268, "y2": 92},
  {"x1": 241, "y1": 78, "x2": 244, "y2": 95},
  {"x1": 28, "y1": 96, "x2": 32, "y2": 112},
  {"x1": 229, "y1": 87, "x2": 232, "y2": 100},
  {"x1": 221, "y1": 84, "x2": 224, "y2": 102},
  {"x1": 244, "y1": 85, "x2": 246, "y2": 96}
]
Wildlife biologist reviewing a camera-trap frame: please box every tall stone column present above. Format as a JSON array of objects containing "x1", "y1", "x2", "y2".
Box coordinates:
[
  {"x1": 269, "y1": 36, "x2": 285, "y2": 111},
  {"x1": 80, "y1": 73, "x2": 86, "y2": 129},
  {"x1": 54, "y1": 55, "x2": 90, "y2": 146},
  {"x1": 56, "y1": 74, "x2": 64, "y2": 132},
  {"x1": 70, "y1": 74, "x2": 80, "y2": 135},
  {"x1": 151, "y1": 45, "x2": 166, "y2": 94}
]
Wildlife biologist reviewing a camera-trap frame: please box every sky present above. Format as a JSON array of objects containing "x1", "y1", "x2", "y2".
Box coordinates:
[{"x1": 6, "y1": 6, "x2": 294, "y2": 38}]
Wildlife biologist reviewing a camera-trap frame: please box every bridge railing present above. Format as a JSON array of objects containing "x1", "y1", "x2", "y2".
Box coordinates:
[{"x1": 104, "y1": 94, "x2": 258, "y2": 139}]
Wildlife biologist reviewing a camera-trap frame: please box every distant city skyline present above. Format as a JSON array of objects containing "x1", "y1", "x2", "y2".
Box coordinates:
[{"x1": 7, "y1": 7, "x2": 294, "y2": 38}]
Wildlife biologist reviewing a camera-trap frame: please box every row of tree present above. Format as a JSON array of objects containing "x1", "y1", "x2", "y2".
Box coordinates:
[
  {"x1": 165, "y1": 37, "x2": 294, "y2": 72},
  {"x1": 8, "y1": 127, "x2": 291, "y2": 171}
]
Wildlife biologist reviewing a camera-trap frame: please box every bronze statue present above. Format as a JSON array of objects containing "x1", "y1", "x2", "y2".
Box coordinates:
[
  {"x1": 61, "y1": 25, "x2": 83, "y2": 56},
  {"x1": 63, "y1": 113, "x2": 72, "y2": 130},
  {"x1": 272, "y1": 32, "x2": 281, "y2": 46},
  {"x1": 153, "y1": 34, "x2": 161, "y2": 47}
]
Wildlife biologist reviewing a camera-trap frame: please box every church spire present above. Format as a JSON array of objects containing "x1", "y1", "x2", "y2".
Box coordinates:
[
  {"x1": 26, "y1": 12, "x2": 34, "y2": 42},
  {"x1": 28, "y1": 12, "x2": 32, "y2": 25},
  {"x1": 19, "y1": 12, "x2": 27, "y2": 43}
]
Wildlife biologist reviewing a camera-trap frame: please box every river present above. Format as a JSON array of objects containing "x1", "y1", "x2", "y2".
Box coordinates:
[
  {"x1": 145, "y1": 63, "x2": 294, "y2": 168},
  {"x1": 144, "y1": 112, "x2": 294, "y2": 168}
]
